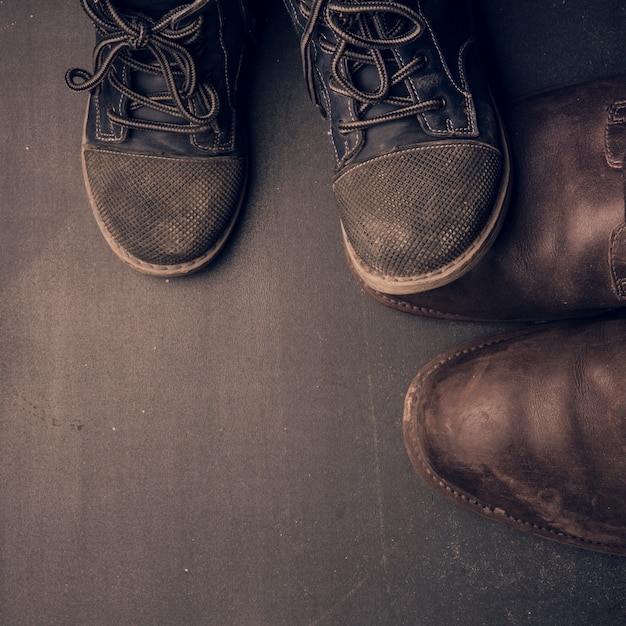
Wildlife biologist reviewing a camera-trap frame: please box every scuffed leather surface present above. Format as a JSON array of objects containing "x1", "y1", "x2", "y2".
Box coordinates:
[
  {"x1": 404, "y1": 317, "x2": 626, "y2": 555},
  {"x1": 362, "y1": 75, "x2": 626, "y2": 321}
]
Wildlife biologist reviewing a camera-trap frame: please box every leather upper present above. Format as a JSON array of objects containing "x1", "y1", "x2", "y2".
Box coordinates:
[
  {"x1": 283, "y1": 0, "x2": 504, "y2": 169},
  {"x1": 76, "y1": 0, "x2": 249, "y2": 158}
]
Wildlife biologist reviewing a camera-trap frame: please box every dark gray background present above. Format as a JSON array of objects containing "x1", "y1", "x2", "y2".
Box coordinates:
[{"x1": 1, "y1": 0, "x2": 625, "y2": 624}]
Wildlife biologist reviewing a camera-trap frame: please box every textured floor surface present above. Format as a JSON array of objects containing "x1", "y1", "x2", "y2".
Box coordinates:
[{"x1": 1, "y1": 1, "x2": 626, "y2": 624}]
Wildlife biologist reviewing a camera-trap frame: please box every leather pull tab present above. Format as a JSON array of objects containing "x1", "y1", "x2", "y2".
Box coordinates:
[
  {"x1": 610, "y1": 223, "x2": 626, "y2": 300},
  {"x1": 605, "y1": 100, "x2": 626, "y2": 169}
]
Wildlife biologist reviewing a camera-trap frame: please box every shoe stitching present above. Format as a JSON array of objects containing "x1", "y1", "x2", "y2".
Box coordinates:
[
  {"x1": 191, "y1": 0, "x2": 236, "y2": 153},
  {"x1": 366, "y1": 288, "x2": 616, "y2": 324},
  {"x1": 370, "y1": 290, "x2": 461, "y2": 319},
  {"x1": 94, "y1": 65, "x2": 127, "y2": 143},
  {"x1": 454, "y1": 39, "x2": 477, "y2": 134},
  {"x1": 314, "y1": 43, "x2": 357, "y2": 165},
  {"x1": 414, "y1": 7, "x2": 475, "y2": 136},
  {"x1": 336, "y1": 140, "x2": 499, "y2": 178},
  {"x1": 604, "y1": 99, "x2": 626, "y2": 169}
]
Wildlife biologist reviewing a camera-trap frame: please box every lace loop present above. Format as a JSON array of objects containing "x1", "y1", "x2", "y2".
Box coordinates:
[
  {"x1": 300, "y1": 0, "x2": 442, "y2": 132},
  {"x1": 65, "y1": 0, "x2": 217, "y2": 135}
]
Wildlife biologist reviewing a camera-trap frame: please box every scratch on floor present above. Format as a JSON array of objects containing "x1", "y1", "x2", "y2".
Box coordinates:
[
  {"x1": 308, "y1": 577, "x2": 367, "y2": 625},
  {"x1": 359, "y1": 296, "x2": 391, "y2": 591}
]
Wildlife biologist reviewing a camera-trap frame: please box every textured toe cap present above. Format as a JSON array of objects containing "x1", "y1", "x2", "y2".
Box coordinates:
[
  {"x1": 334, "y1": 142, "x2": 506, "y2": 293},
  {"x1": 83, "y1": 147, "x2": 245, "y2": 274}
]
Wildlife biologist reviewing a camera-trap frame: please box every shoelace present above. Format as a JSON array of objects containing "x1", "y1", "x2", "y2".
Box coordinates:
[
  {"x1": 65, "y1": 0, "x2": 219, "y2": 135},
  {"x1": 299, "y1": 0, "x2": 444, "y2": 133}
]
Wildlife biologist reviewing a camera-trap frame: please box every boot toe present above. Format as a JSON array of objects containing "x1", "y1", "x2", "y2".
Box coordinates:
[
  {"x1": 334, "y1": 142, "x2": 507, "y2": 294},
  {"x1": 83, "y1": 147, "x2": 246, "y2": 275},
  {"x1": 404, "y1": 320, "x2": 626, "y2": 555}
]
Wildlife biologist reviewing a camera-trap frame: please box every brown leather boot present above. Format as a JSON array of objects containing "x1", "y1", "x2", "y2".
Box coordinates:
[
  {"x1": 357, "y1": 75, "x2": 626, "y2": 322},
  {"x1": 403, "y1": 317, "x2": 626, "y2": 555}
]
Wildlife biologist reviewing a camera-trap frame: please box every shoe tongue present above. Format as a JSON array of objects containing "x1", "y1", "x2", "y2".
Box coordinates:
[
  {"x1": 116, "y1": 4, "x2": 207, "y2": 123},
  {"x1": 126, "y1": 56, "x2": 196, "y2": 126},
  {"x1": 338, "y1": 9, "x2": 413, "y2": 102}
]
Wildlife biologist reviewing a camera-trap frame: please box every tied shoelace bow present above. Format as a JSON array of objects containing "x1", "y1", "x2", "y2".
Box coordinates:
[
  {"x1": 65, "y1": 0, "x2": 219, "y2": 135},
  {"x1": 300, "y1": 0, "x2": 444, "y2": 133}
]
